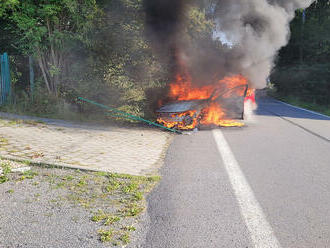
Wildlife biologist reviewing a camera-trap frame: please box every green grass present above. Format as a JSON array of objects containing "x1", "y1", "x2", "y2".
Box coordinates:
[
  {"x1": 104, "y1": 215, "x2": 121, "y2": 226},
  {"x1": 91, "y1": 210, "x2": 121, "y2": 225},
  {"x1": 122, "y1": 225, "x2": 136, "y2": 232},
  {"x1": 0, "y1": 161, "x2": 11, "y2": 184},
  {"x1": 0, "y1": 136, "x2": 8, "y2": 145},
  {"x1": 98, "y1": 229, "x2": 114, "y2": 242},
  {"x1": 19, "y1": 170, "x2": 38, "y2": 180},
  {"x1": 119, "y1": 232, "x2": 130, "y2": 244},
  {"x1": 119, "y1": 202, "x2": 144, "y2": 217}
]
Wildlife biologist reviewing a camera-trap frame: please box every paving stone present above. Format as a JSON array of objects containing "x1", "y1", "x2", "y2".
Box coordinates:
[{"x1": 0, "y1": 115, "x2": 172, "y2": 175}]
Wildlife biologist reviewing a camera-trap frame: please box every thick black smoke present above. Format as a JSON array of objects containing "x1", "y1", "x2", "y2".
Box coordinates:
[
  {"x1": 144, "y1": 0, "x2": 315, "y2": 88},
  {"x1": 144, "y1": 0, "x2": 185, "y2": 68}
]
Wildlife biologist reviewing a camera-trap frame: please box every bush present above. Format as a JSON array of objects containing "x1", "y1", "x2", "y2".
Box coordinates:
[{"x1": 271, "y1": 63, "x2": 330, "y2": 105}]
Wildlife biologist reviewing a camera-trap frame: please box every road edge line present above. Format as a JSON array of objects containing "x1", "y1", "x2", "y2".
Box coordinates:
[
  {"x1": 274, "y1": 100, "x2": 330, "y2": 119},
  {"x1": 212, "y1": 129, "x2": 281, "y2": 248}
]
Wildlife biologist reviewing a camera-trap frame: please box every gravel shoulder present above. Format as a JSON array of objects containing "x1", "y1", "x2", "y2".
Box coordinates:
[{"x1": 0, "y1": 159, "x2": 160, "y2": 248}]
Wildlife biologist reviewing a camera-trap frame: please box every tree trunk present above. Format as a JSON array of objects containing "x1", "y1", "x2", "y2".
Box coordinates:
[{"x1": 37, "y1": 56, "x2": 51, "y2": 94}]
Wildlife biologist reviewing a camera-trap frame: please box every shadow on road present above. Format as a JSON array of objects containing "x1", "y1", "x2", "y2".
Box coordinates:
[{"x1": 255, "y1": 98, "x2": 330, "y2": 121}]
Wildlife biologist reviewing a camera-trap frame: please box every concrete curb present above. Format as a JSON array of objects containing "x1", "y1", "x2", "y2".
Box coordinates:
[{"x1": 0, "y1": 155, "x2": 132, "y2": 175}]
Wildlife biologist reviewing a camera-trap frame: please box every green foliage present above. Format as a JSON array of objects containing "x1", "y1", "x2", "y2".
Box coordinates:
[
  {"x1": 119, "y1": 232, "x2": 130, "y2": 244},
  {"x1": 19, "y1": 170, "x2": 38, "y2": 181},
  {"x1": 0, "y1": 162, "x2": 11, "y2": 184},
  {"x1": 98, "y1": 229, "x2": 114, "y2": 242},
  {"x1": 0, "y1": 0, "x2": 221, "y2": 121},
  {"x1": 186, "y1": 6, "x2": 214, "y2": 40},
  {"x1": 0, "y1": 0, "x2": 18, "y2": 17},
  {"x1": 272, "y1": 0, "x2": 330, "y2": 107},
  {"x1": 1, "y1": 0, "x2": 100, "y2": 94}
]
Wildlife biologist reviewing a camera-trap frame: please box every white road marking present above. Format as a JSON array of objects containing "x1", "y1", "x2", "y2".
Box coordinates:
[
  {"x1": 275, "y1": 100, "x2": 330, "y2": 119},
  {"x1": 212, "y1": 129, "x2": 281, "y2": 248}
]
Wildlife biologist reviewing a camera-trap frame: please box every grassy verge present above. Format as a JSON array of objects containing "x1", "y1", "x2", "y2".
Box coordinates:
[
  {"x1": 268, "y1": 92, "x2": 330, "y2": 117},
  {"x1": 0, "y1": 158, "x2": 160, "y2": 246}
]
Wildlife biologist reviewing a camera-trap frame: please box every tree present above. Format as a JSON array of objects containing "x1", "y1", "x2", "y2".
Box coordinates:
[
  {"x1": 5, "y1": 0, "x2": 100, "y2": 95},
  {"x1": 0, "y1": 0, "x2": 18, "y2": 17},
  {"x1": 271, "y1": 0, "x2": 330, "y2": 106}
]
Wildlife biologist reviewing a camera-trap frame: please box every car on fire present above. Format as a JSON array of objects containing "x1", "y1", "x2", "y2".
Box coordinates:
[{"x1": 156, "y1": 84, "x2": 252, "y2": 130}]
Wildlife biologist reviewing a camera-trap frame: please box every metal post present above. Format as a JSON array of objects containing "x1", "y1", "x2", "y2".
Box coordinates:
[
  {"x1": 0, "y1": 53, "x2": 11, "y2": 105},
  {"x1": 0, "y1": 53, "x2": 5, "y2": 105}
]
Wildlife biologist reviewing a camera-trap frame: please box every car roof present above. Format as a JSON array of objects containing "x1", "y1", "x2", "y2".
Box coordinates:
[{"x1": 156, "y1": 99, "x2": 206, "y2": 113}]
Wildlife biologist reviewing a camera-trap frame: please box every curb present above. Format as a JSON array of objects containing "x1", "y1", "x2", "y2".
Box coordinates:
[{"x1": 0, "y1": 155, "x2": 124, "y2": 174}]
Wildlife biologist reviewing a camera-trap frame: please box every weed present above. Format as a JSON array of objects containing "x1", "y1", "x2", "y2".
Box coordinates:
[
  {"x1": 77, "y1": 180, "x2": 87, "y2": 187},
  {"x1": 91, "y1": 210, "x2": 107, "y2": 222},
  {"x1": 119, "y1": 203, "x2": 144, "y2": 217},
  {"x1": 98, "y1": 229, "x2": 114, "y2": 242},
  {"x1": 6, "y1": 189, "x2": 14, "y2": 194},
  {"x1": 105, "y1": 180, "x2": 121, "y2": 192},
  {"x1": 56, "y1": 182, "x2": 65, "y2": 188},
  {"x1": 1, "y1": 162, "x2": 11, "y2": 174},
  {"x1": 76, "y1": 177, "x2": 87, "y2": 187},
  {"x1": 147, "y1": 175, "x2": 161, "y2": 182},
  {"x1": 20, "y1": 170, "x2": 38, "y2": 180},
  {"x1": 0, "y1": 136, "x2": 8, "y2": 144},
  {"x1": 104, "y1": 215, "x2": 120, "y2": 226},
  {"x1": 91, "y1": 210, "x2": 120, "y2": 225},
  {"x1": 22, "y1": 160, "x2": 31, "y2": 166},
  {"x1": 61, "y1": 175, "x2": 74, "y2": 181},
  {"x1": 95, "y1": 171, "x2": 107, "y2": 177},
  {"x1": 132, "y1": 191, "x2": 143, "y2": 201},
  {"x1": 24, "y1": 170, "x2": 38, "y2": 178},
  {"x1": 122, "y1": 182, "x2": 139, "y2": 193},
  {"x1": 122, "y1": 225, "x2": 136, "y2": 232},
  {"x1": 0, "y1": 162, "x2": 11, "y2": 184},
  {"x1": 119, "y1": 232, "x2": 130, "y2": 244}
]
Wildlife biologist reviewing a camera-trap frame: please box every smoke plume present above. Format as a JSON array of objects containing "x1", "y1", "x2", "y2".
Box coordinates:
[
  {"x1": 144, "y1": 0, "x2": 315, "y2": 88},
  {"x1": 144, "y1": 0, "x2": 185, "y2": 68}
]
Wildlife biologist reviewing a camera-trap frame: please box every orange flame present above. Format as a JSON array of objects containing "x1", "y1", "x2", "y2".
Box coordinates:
[
  {"x1": 169, "y1": 74, "x2": 248, "y2": 101},
  {"x1": 157, "y1": 110, "x2": 198, "y2": 130},
  {"x1": 158, "y1": 72, "x2": 248, "y2": 130},
  {"x1": 200, "y1": 102, "x2": 244, "y2": 127}
]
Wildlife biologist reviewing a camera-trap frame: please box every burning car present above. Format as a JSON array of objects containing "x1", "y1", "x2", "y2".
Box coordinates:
[
  {"x1": 156, "y1": 99, "x2": 208, "y2": 130},
  {"x1": 157, "y1": 79, "x2": 250, "y2": 130}
]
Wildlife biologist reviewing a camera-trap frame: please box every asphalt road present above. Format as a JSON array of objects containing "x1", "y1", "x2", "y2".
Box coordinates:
[{"x1": 143, "y1": 97, "x2": 330, "y2": 248}]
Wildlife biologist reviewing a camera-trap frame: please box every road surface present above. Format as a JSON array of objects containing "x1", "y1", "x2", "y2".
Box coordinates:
[{"x1": 143, "y1": 97, "x2": 330, "y2": 248}]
